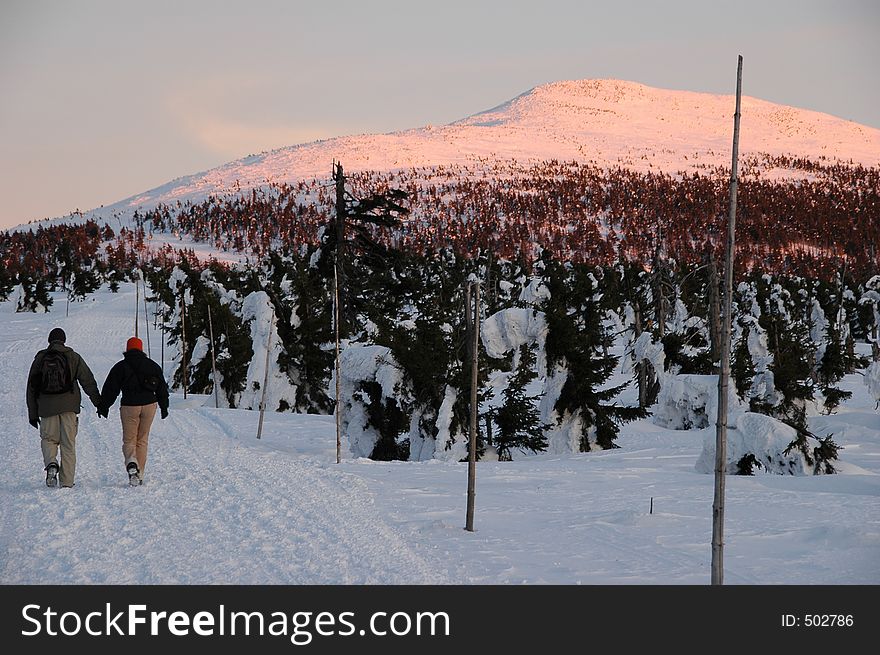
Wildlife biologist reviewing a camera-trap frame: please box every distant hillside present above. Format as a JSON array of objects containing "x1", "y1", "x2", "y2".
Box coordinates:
[{"x1": 20, "y1": 78, "x2": 880, "y2": 231}]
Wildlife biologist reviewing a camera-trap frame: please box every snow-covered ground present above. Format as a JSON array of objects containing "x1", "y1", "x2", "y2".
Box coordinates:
[{"x1": 1, "y1": 284, "x2": 878, "y2": 584}]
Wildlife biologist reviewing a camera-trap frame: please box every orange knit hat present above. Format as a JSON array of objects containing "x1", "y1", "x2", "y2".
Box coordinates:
[{"x1": 126, "y1": 337, "x2": 143, "y2": 352}]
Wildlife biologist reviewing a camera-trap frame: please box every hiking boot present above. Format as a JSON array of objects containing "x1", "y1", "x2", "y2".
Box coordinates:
[
  {"x1": 45, "y1": 463, "x2": 59, "y2": 488},
  {"x1": 126, "y1": 462, "x2": 140, "y2": 486}
]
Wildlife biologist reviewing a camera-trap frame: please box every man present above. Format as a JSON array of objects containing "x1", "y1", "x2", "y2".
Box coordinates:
[
  {"x1": 26, "y1": 327, "x2": 102, "y2": 488},
  {"x1": 98, "y1": 337, "x2": 169, "y2": 486}
]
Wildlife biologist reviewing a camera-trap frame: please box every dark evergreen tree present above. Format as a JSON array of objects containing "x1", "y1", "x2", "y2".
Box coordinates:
[
  {"x1": 755, "y1": 281, "x2": 815, "y2": 431},
  {"x1": 661, "y1": 275, "x2": 714, "y2": 375},
  {"x1": 613, "y1": 261, "x2": 660, "y2": 407},
  {"x1": 731, "y1": 317, "x2": 757, "y2": 401},
  {"x1": 662, "y1": 329, "x2": 714, "y2": 374},
  {"x1": 377, "y1": 256, "x2": 466, "y2": 451},
  {"x1": 357, "y1": 380, "x2": 410, "y2": 461},
  {"x1": 816, "y1": 321, "x2": 860, "y2": 413},
  {"x1": 0, "y1": 265, "x2": 13, "y2": 301},
  {"x1": 325, "y1": 171, "x2": 409, "y2": 338},
  {"x1": 752, "y1": 277, "x2": 839, "y2": 473},
  {"x1": 211, "y1": 301, "x2": 254, "y2": 408},
  {"x1": 15, "y1": 275, "x2": 53, "y2": 312},
  {"x1": 257, "y1": 250, "x2": 333, "y2": 412},
  {"x1": 541, "y1": 254, "x2": 646, "y2": 451},
  {"x1": 491, "y1": 343, "x2": 549, "y2": 460},
  {"x1": 860, "y1": 275, "x2": 880, "y2": 361},
  {"x1": 68, "y1": 266, "x2": 101, "y2": 301}
]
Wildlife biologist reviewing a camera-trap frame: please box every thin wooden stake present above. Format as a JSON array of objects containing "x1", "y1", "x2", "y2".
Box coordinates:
[
  {"x1": 334, "y1": 264, "x2": 342, "y2": 464},
  {"x1": 181, "y1": 291, "x2": 188, "y2": 400},
  {"x1": 712, "y1": 55, "x2": 743, "y2": 587},
  {"x1": 708, "y1": 250, "x2": 722, "y2": 369},
  {"x1": 207, "y1": 304, "x2": 219, "y2": 409},
  {"x1": 333, "y1": 161, "x2": 346, "y2": 464},
  {"x1": 134, "y1": 272, "x2": 140, "y2": 338},
  {"x1": 142, "y1": 277, "x2": 151, "y2": 358},
  {"x1": 634, "y1": 300, "x2": 647, "y2": 407},
  {"x1": 465, "y1": 279, "x2": 480, "y2": 532},
  {"x1": 256, "y1": 312, "x2": 275, "y2": 440}
]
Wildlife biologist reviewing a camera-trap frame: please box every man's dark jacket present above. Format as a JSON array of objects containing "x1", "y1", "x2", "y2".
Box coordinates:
[
  {"x1": 27, "y1": 342, "x2": 102, "y2": 421},
  {"x1": 99, "y1": 350, "x2": 169, "y2": 411}
]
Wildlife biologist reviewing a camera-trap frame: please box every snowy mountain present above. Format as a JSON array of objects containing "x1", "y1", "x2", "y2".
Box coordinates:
[{"x1": 25, "y1": 79, "x2": 880, "y2": 230}]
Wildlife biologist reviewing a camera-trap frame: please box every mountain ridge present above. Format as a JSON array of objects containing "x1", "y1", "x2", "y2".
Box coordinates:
[{"x1": 20, "y1": 78, "x2": 880, "y2": 230}]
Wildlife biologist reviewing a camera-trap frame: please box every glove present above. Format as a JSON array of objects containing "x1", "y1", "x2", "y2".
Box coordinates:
[
  {"x1": 161, "y1": 407, "x2": 169, "y2": 420},
  {"x1": 97, "y1": 406, "x2": 109, "y2": 419},
  {"x1": 29, "y1": 418, "x2": 40, "y2": 429}
]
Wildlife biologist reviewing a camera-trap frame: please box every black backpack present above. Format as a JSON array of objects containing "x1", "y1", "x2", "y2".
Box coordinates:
[
  {"x1": 36, "y1": 351, "x2": 73, "y2": 395},
  {"x1": 126, "y1": 361, "x2": 161, "y2": 392}
]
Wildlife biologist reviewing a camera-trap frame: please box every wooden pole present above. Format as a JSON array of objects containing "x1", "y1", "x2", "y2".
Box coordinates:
[
  {"x1": 465, "y1": 279, "x2": 480, "y2": 532},
  {"x1": 334, "y1": 264, "x2": 342, "y2": 464},
  {"x1": 161, "y1": 311, "x2": 165, "y2": 376},
  {"x1": 708, "y1": 250, "x2": 722, "y2": 370},
  {"x1": 712, "y1": 54, "x2": 743, "y2": 586},
  {"x1": 142, "y1": 277, "x2": 151, "y2": 358},
  {"x1": 634, "y1": 301, "x2": 646, "y2": 408},
  {"x1": 333, "y1": 161, "x2": 346, "y2": 464},
  {"x1": 181, "y1": 292, "x2": 188, "y2": 400},
  {"x1": 134, "y1": 272, "x2": 140, "y2": 338},
  {"x1": 334, "y1": 161, "x2": 346, "y2": 338},
  {"x1": 836, "y1": 258, "x2": 847, "y2": 335},
  {"x1": 207, "y1": 303, "x2": 219, "y2": 409},
  {"x1": 257, "y1": 312, "x2": 275, "y2": 440}
]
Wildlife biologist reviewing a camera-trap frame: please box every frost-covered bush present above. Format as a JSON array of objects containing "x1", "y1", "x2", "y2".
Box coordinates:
[
  {"x1": 696, "y1": 412, "x2": 838, "y2": 475},
  {"x1": 654, "y1": 374, "x2": 745, "y2": 431},
  {"x1": 866, "y1": 361, "x2": 880, "y2": 409}
]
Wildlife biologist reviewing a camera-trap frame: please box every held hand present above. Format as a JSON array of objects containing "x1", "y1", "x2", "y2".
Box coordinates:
[
  {"x1": 161, "y1": 407, "x2": 169, "y2": 420},
  {"x1": 29, "y1": 418, "x2": 40, "y2": 429}
]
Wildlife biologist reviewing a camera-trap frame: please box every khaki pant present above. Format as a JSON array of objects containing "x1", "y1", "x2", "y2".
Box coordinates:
[
  {"x1": 120, "y1": 403, "x2": 157, "y2": 480},
  {"x1": 40, "y1": 412, "x2": 78, "y2": 487}
]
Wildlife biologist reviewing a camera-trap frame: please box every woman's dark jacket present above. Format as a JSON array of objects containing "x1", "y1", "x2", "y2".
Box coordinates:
[{"x1": 100, "y1": 350, "x2": 170, "y2": 411}]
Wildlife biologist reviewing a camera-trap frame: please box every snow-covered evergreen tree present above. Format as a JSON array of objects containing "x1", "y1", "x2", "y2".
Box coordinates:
[
  {"x1": 491, "y1": 343, "x2": 548, "y2": 460},
  {"x1": 541, "y1": 255, "x2": 646, "y2": 451},
  {"x1": 13, "y1": 276, "x2": 52, "y2": 313},
  {"x1": 861, "y1": 275, "x2": 880, "y2": 362}
]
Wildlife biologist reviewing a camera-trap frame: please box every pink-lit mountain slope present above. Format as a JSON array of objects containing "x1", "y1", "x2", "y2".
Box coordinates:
[{"x1": 34, "y1": 79, "x2": 880, "y2": 228}]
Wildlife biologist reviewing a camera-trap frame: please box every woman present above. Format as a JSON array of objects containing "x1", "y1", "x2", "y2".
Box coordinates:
[{"x1": 98, "y1": 337, "x2": 170, "y2": 485}]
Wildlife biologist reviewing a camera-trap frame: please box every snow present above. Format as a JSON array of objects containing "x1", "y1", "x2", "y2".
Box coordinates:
[
  {"x1": 697, "y1": 412, "x2": 823, "y2": 476},
  {"x1": 330, "y1": 343, "x2": 401, "y2": 459},
  {"x1": 654, "y1": 374, "x2": 745, "y2": 431},
  {"x1": 810, "y1": 299, "x2": 828, "y2": 367},
  {"x1": 21, "y1": 78, "x2": 880, "y2": 233},
  {"x1": 866, "y1": 361, "x2": 880, "y2": 407},
  {"x1": 432, "y1": 386, "x2": 463, "y2": 463},
  {"x1": 1, "y1": 285, "x2": 878, "y2": 584},
  {"x1": 632, "y1": 331, "x2": 665, "y2": 377},
  {"x1": 237, "y1": 290, "x2": 298, "y2": 412},
  {"x1": 8, "y1": 284, "x2": 24, "y2": 313},
  {"x1": 481, "y1": 307, "x2": 548, "y2": 372},
  {"x1": 540, "y1": 364, "x2": 582, "y2": 455}
]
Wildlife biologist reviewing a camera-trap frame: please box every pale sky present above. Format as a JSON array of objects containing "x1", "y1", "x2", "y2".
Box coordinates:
[{"x1": 1, "y1": 0, "x2": 877, "y2": 230}]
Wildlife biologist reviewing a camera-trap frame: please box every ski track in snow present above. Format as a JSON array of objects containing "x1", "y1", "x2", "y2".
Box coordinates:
[{"x1": 0, "y1": 288, "x2": 447, "y2": 584}]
